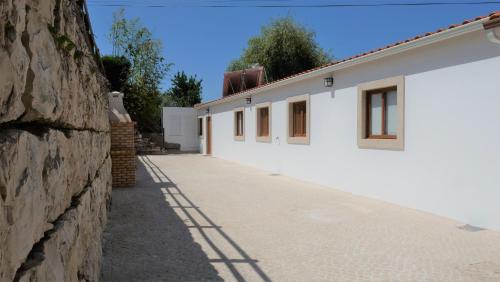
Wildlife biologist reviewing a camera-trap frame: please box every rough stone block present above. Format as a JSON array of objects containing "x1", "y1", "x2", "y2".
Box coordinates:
[
  {"x1": 16, "y1": 157, "x2": 112, "y2": 282},
  {"x1": 0, "y1": 0, "x2": 109, "y2": 131},
  {"x1": 0, "y1": 129, "x2": 110, "y2": 281},
  {"x1": 0, "y1": 0, "x2": 112, "y2": 280}
]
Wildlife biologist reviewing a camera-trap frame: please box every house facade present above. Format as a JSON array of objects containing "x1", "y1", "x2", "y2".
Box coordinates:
[{"x1": 195, "y1": 13, "x2": 500, "y2": 230}]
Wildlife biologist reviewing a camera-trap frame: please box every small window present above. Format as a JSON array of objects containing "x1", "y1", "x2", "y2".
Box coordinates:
[
  {"x1": 292, "y1": 101, "x2": 307, "y2": 137},
  {"x1": 234, "y1": 108, "x2": 245, "y2": 141},
  {"x1": 256, "y1": 103, "x2": 271, "y2": 142},
  {"x1": 235, "y1": 112, "x2": 244, "y2": 136},
  {"x1": 258, "y1": 107, "x2": 269, "y2": 136},
  {"x1": 287, "y1": 94, "x2": 310, "y2": 144},
  {"x1": 357, "y1": 75, "x2": 404, "y2": 150},
  {"x1": 366, "y1": 88, "x2": 397, "y2": 139},
  {"x1": 198, "y1": 118, "x2": 203, "y2": 136}
]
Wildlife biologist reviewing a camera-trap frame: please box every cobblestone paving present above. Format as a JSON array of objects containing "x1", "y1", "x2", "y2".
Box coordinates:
[{"x1": 106, "y1": 154, "x2": 500, "y2": 282}]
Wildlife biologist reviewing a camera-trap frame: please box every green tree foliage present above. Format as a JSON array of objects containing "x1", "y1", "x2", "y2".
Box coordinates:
[
  {"x1": 102, "y1": 56, "x2": 131, "y2": 92},
  {"x1": 228, "y1": 17, "x2": 332, "y2": 81},
  {"x1": 108, "y1": 9, "x2": 171, "y2": 132},
  {"x1": 101, "y1": 55, "x2": 162, "y2": 132},
  {"x1": 163, "y1": 71, "x2": 203, "y2": 107},
  {"x1": 125, "y1": 85, "x2": 163, "y2": 133}
]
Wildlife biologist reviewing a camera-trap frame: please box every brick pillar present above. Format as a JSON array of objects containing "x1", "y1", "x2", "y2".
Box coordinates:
[{"x1": 110, "y1": 122, "x2": 136, "y2": 187}]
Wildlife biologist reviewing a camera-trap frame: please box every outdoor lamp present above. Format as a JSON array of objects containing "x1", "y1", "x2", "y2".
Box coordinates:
[
  {"x1": 324, "y1": 77, "x2": 334, "y2": 87},
  {"x1": 246, "y1": 97, "x2": 252, "y2": 104},
  {"x1": 206, "y1": 108, "x2": 210, "y2": 114}
]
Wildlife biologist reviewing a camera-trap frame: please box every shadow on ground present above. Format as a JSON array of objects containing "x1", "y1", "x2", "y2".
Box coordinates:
[{"x1": 102, "y1": 156, "x2": 270, "y2": 282}]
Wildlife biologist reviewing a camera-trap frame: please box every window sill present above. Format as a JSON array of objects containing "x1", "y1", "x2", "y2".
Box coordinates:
[
  {"x1": 234, "y1": 135, "x2": 245, "y2": 141},
  {"x1": 287, "y1": 136, "x2": 310, "y2": 145},
  {"x1": 256, "y1": 136, "x2": 271, "y2": 143},
  {"x1": 358, "y1": 137, "x2": 404, "y2": 150}
]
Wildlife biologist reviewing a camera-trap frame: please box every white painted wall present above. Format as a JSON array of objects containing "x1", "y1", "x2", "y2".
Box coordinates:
[
  {"x1": 162, "y1": 107, "x2": 199, "y2": 151},
  {"x1": 200, "y1": 29, "x2": 500, "y2": 230}
]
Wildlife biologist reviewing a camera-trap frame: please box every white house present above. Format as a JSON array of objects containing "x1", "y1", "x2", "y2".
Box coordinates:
[{"x1": 194, "y1": 12, "x2": 500, "y2": 230}]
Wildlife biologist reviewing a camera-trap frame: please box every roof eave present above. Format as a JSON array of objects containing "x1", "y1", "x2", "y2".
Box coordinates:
[{"x1": 195, "y1": 18, "x2": 487, "y2": 110}]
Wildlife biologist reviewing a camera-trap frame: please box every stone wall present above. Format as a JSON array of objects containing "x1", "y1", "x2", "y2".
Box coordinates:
[
  {"x1": 0, "y1": 1, "x2": 111, "y2": 281},
  {"x1": 110, "y1": 122, "x2": 136, "y2": 187}
]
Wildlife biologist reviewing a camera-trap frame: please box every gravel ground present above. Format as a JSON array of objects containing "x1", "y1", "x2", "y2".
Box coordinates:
[{"x1": 102, "y1": 154, "x2": 500, "y2": 282}]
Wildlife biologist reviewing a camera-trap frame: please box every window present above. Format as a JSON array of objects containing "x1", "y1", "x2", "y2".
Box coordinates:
[
  {"x1": 235, "y1": 112, "x2": 244, "y2": 136},
  {"x1": 287, "y1": 94, "x2": 310, "y2": 144},
  {"x1": 256, "y1": 102, "x2": 272, "y2": 142},
  {"x1": 357, "y1": 76, "x2": 405, "y2": 150},
  {"x1": 198, "y1": 118, "x2": 203, "y2": 136},
  {"x1": 234, "y1": 108, "x2": 245, "y2": 141},
  {"x1": 366, "y1": 88, "x2": 397, "y2": 139},
  {"x1": 292, "y1": 101, "x2": 307, "y2": 137},
  {"x1": 258, "y1": 108, "x2": 270, "y2": 136}
]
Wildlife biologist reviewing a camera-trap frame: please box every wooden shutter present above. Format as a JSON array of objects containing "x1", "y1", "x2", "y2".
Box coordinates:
[
  {"x1": 293, "y1": 101, "x2": 306, "y2": 137},
  {"x1": 258, "y1": 107, "x2": 269, "y2": 137}
]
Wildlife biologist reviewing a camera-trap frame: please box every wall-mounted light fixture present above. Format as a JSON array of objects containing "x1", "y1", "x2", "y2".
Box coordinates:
[
  {"x1": 206, "y1": 108, "x2": 210, "y2": 114},
  {"x1": 324, "y1": 77, "x2": 334, "y2": 87},
  {"x1": 245, "y1": 97, "x2": 252, "y2": 104}
]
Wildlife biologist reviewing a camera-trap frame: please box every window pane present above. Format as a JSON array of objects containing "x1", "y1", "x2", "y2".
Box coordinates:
[
  {"x1": 235, "y1": 111, "x2": 244, "y2": 136},
  {"x1": 239, "y1": 112, "x2": 243, "y2": 136},
  {"x1": 263, "y1": 108, "x2": 269, "y2": 136},
  {"x1": 370, "y1": 93, "x2": 382, "y2": 136},
  {"x1": 258, "y1": 109, "x2": 262, "y2": 136},
  {"x1": 386, "y1": 90, "x2": 397, "y2": 136}
]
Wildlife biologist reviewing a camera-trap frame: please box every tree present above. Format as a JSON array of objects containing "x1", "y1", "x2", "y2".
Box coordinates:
[
  {"x1": 125, "y1": 85, "x2": 163, "y2": 133},
  {"x1": 163, "y1": 71, "x2": 202, "y2": 107},
  {"x1": 108, "y1": 9, "x2": 171, "y2": 132},
  {"x1": 228, "y1": 17, "x2": 332, "y2": 81},
  {"x1": 110, "y1": 9, "x2": 171, "y2": 92},
  {"x1": 102, "y1": 56, "x2": 131, "y2": 92}
]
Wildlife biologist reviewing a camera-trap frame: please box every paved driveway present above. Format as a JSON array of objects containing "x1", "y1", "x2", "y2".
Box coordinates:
[{"x1": 102, "y1": 154, "x2": 500, "y2": 282}]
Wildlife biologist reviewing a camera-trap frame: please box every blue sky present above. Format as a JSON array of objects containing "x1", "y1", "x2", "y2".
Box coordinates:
[{"x1": 87, "y1": 1, "x2": 500, "y2": 102}]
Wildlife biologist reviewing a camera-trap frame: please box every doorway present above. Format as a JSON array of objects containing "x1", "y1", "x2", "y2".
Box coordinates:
[{"x1": 206, "y1": 116, "x2": 212, "y2": 155}]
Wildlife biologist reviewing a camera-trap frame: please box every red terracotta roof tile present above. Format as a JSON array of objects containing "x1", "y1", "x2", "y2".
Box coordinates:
[{"x1": 196, "y1": 12, "x2": 497, "y2": 108}]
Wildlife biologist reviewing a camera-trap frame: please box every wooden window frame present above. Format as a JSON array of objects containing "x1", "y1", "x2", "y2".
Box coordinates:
[
  {"x1": 357, "y1": 76, "x2": 405, "y2": 150},
  {"x1": 366, "y1": 87, "x2": 397, "y2": 140},
  {"x1": 287, "y1": 94, "x2": 310, "y2": 145},
  {"x1": 233, "y1": 107, "x2": 245, "y2": 141},
  {"x1": 256, "y1": 102, "x2": 272, "y2": 143}
]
